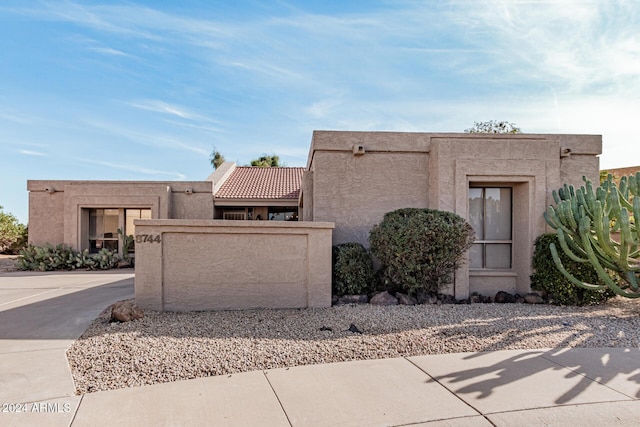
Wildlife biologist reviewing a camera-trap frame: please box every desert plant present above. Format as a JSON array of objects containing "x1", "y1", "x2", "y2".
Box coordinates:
[
  {"x1": 544, "y1": 174, "x2": 640, "y2": 298},
  {"x1": 332, "y1": 243, "x2": 374, "y2": 296},
  {"x1": 16, "y1": 244, "x2": 120, "y2": 271},
  {"x1": 531, "y1": 233, "x2": 614, "y2": 305},
  {"x1": 0, "y1": 206, "x2": 27, "y2": 254},
  {"x1": 117, "y1": 228, "x2": 135, "y2": 265},
  {"x1": 369, "y1": 208, "x2": 475, "y2": 295}
]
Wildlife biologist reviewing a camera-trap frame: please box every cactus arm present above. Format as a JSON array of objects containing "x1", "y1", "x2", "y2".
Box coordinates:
[
  {"x1": 580, "y1": 227, "x2": 640, "y2": 298},
  {"x1": 626, "y1": 270, "x2": 640, "y2": 291},
  {"x1": 549, "y1": 243, "x2": 606, "y2": 290},
  {"x1": 556, "y1": 228, "x2": 589, "y2": 262}
]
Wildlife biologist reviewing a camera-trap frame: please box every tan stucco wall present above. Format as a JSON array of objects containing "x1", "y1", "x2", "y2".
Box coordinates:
[
  {"x1": 134, "y1": 220, "x2": 334, "y2": 311},
  {"x1": 306, "y1": 132, "x2": 430, "y2": 245},
  {"x1": 305, "y1": 131, "x2": 602, "y2": 299},
  {"x1": 27, "y1": 180, "x2": 213, "y2": 248}
]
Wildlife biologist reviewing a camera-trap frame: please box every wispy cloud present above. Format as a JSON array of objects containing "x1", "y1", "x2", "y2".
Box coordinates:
[
  {"x1": 82, "y1": 118, "x2": 210, "y2": 156},
  {"x1": 88, "y1": 46, "x2": 130, "y2": 57},
  {"x1": 128, "y1": 100, "x2": 198, "y2": 120},
  {"x1": 18, "y1": 149, "x2": 47, "y2": 156},
  {"x1": 73, "y1": 157, "x2": 186, "y2": 180}
]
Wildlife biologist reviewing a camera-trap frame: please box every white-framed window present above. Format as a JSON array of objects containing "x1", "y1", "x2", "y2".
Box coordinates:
[{"x1": 469, "y1": 187, "x2": 512, "y2": 269}]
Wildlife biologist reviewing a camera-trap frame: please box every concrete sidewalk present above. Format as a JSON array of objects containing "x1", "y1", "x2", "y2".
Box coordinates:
[
  {"x1": 0, "y1": 270, "x2": 134, "y2": 427},
  {"x1": 1, "y1": 271, "x2": 639, "y2": 426}
]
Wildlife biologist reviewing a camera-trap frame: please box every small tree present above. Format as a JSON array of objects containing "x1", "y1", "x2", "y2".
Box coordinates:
[
  {"x1": 0, "y1": 206, "x2": 28, "y2": 254},
  {"x1": 369, "y1": 208, "x2": 475, "y2": 295},
  {"x1": 210, "y1": 148, "x2": 225, "y2": 169},
  {"x1": 465, "y1": 120, "x2": 521, "y2": 134},
  {"x1": 249, "y1": 154, "x2": 281, "y2": 167}
]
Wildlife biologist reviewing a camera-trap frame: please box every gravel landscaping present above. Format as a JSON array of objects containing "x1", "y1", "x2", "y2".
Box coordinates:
[{"x1": 67, "y1": 297, "x2": 640, "y2": 394}]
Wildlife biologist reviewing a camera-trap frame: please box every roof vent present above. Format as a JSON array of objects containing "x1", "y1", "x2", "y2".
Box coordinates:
[{"x1": 353, "y1": 144, "x2": 365, "y2": 156}]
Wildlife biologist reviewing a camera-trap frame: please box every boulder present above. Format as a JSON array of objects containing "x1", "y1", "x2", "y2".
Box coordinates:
[
  {"x1": 439, "y1": 294, "x2": 457, "y2": 304},
  {"x1": 338, "y1": 294, "x2": 369, "y2": 304},
  {"x1": 110, "y1": 300, "x2": 143, "y2": 322},
  {"x1": 524, "y1": 292, "x2": 544, "y2": 304},
  {"x1": 494, "y1": 291, "x2": 516, "y2": 304},
  {"x1": 416, "y1": 290, "x2": 439, "y2": 305},
  {"x1": 396, "y1": 293, "x2": 418, "y2": 305},
  {"x1": 370, "y1": 291, "x2": 398, "y2": 306},
  {"x1": 469, "y1": 294, "x2": 482, "y2": 304}
]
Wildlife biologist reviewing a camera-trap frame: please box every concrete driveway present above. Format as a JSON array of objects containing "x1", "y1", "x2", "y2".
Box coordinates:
[{"x1": 0, "y1": 270, "x2": 134, "y2": 427}]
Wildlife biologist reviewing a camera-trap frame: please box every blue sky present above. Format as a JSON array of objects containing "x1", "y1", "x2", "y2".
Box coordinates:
[{"x1": 1, "y1": 0, "x2": 639, "y2": 223}]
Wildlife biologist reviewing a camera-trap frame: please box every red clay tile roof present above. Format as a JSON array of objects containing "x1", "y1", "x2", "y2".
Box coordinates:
[{"x1": 215, "y1": 166, "x2": 304, "y2": 200}]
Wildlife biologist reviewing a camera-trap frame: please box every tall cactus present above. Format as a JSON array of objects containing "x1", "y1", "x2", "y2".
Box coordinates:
[{"x1": 544, "y1": 173, "x2": 640, "y2": 298}]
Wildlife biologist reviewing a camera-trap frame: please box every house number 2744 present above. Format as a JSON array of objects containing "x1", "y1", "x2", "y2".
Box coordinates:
[{"x1": 136, "y1": 234, "x2": 161, "y2": 244}]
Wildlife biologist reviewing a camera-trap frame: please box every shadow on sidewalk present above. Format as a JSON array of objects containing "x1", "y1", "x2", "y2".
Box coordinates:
[
  {"x1": 427, "y1": 345, "x2": 640, "y2": 404},
  {"x1": 0, "y1": 277, "x2": 133, "y2": 340}
]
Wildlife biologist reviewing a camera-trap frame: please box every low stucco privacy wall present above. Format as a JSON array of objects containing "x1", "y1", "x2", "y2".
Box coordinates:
[{"x1": 134, "y1": 220, "x2": 334, "y2": 311}]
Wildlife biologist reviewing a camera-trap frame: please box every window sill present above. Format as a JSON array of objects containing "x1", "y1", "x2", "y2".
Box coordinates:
[{"x1": 469, "y1": 269, "x2": 516, "y2": 277}]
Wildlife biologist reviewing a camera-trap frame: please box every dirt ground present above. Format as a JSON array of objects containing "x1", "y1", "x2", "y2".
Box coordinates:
[{"x1": 0, "y1": 254, "x2": 18, "y2": 272}]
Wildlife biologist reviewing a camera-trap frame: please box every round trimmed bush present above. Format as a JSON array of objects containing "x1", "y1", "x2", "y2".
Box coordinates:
[
  {"x1": 369, "y1": 208, "x2": 475, "y2": 295},
  {"x1": 531, "y1": 233, "x2": 614, "y2": 305},
  {"x1": 332, "y1": 243, "x2": 374, "y2": 296}
]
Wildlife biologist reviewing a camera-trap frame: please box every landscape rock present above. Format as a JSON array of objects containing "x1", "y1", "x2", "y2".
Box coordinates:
[
  {"x1": 370, "y1": 291, "x2": 398, "y2": 306},
  {"x1": 439, "y1": 294, "x2": 456, "y2": 304},
  {"x1": 110, "y1": 300, "x2": 144, "y2": 322},
  {"x1": 331, "y1": 295, "x2": 339, "y2": 305},
  {"x1": 416, "y1": 290, "x2": 439, "y2": 305},
  {"x1": 495, "y1": 291, "x2": 516, "y2": 304},
  {"x1": 396, "y1": 293, "x2": 417, "y2": 305},
  {"x1": 514, "y1": 294, "x2": 525, "y2": 304},
  {"x1": 469, "y1": 294, "x2": 482, "y2": 304},
  {"x1": 524, "y1": 293, "x2": 544, "y2": 304},
  {"x1": 338, "y1": 294, "x2": 369, "y2": 304}
]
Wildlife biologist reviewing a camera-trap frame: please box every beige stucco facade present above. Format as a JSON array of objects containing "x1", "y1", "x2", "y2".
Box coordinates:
[
  {"x1": 27, "y1": 130, "x2": 602, "y2": 305},
  {"x1": 301, "y1": 131, "x2": 601, "y2": 299},
  {"x1": 134, "y1": 220, "x2": 334, "y2": 311},
  {"x1": 27, "y1": 180, "x2": 213, "y2": 253}
]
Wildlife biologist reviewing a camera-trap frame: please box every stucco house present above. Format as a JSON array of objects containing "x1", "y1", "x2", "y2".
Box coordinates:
[
  {"x1": 27, "y1": 163, "x2": 303, "y2": 256},
  {"x1": 27, "y1": 131, "x2": 601, "y2": 299}
]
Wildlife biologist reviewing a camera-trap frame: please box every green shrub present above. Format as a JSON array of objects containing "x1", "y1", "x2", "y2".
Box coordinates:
[
  {"x1": 16, "y1": 244, "x2": 120, "y2": 271},
  {"x1": 0, "y1": 206, "x2": 27, "y2": 254},
  {"x1": 531, "y1": 233, "x2": 614, "y2": 305},
  {"x1": 369, "y1": 208, "x2": 475, "y2": 295},
  {"x1": 332, "y1": 243, "x2": 374, "y2": 296}
]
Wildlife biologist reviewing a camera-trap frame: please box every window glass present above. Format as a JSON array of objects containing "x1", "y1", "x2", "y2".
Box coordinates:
[
  {"x1": 469, "y1": 243, "x2": 483, "y2": 268},
  {"x1": 125, "y1": 209, "x2": 151, "y2": 236},
  {"x1": 468, "y1": 188, "x2": 484, "y2": 238},
  {"x1": 484, "y1": 188, "x2": 511, "y2": 240},
  {"x1": 88, "y1": 208, "x2": 119, "y2": 253},
  {"x1": 103, "y1": 209, "x2": 119, "y2": 238},
  {"x1": 486, "y1": 244, "x2": 512, "y2": 269},
  {"x1": 469, "y1": 187, "x2": 512, "y2": 269}
]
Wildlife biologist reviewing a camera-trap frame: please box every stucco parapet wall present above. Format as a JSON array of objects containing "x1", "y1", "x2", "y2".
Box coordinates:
[
  {"x1": 27, "y1": 180, "x2": 213, "y2": 193},
  {"x1": 307, "y1": 131, "x2": 601, "y2": 168},
  {"x1": 134, "y1": 220, "x2": 335, "y2": 312}
]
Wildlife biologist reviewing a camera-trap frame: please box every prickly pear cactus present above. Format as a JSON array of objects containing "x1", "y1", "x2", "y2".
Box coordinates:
[{"x1": 544, "y1": 173, "x2": 640, "y2": 298}]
